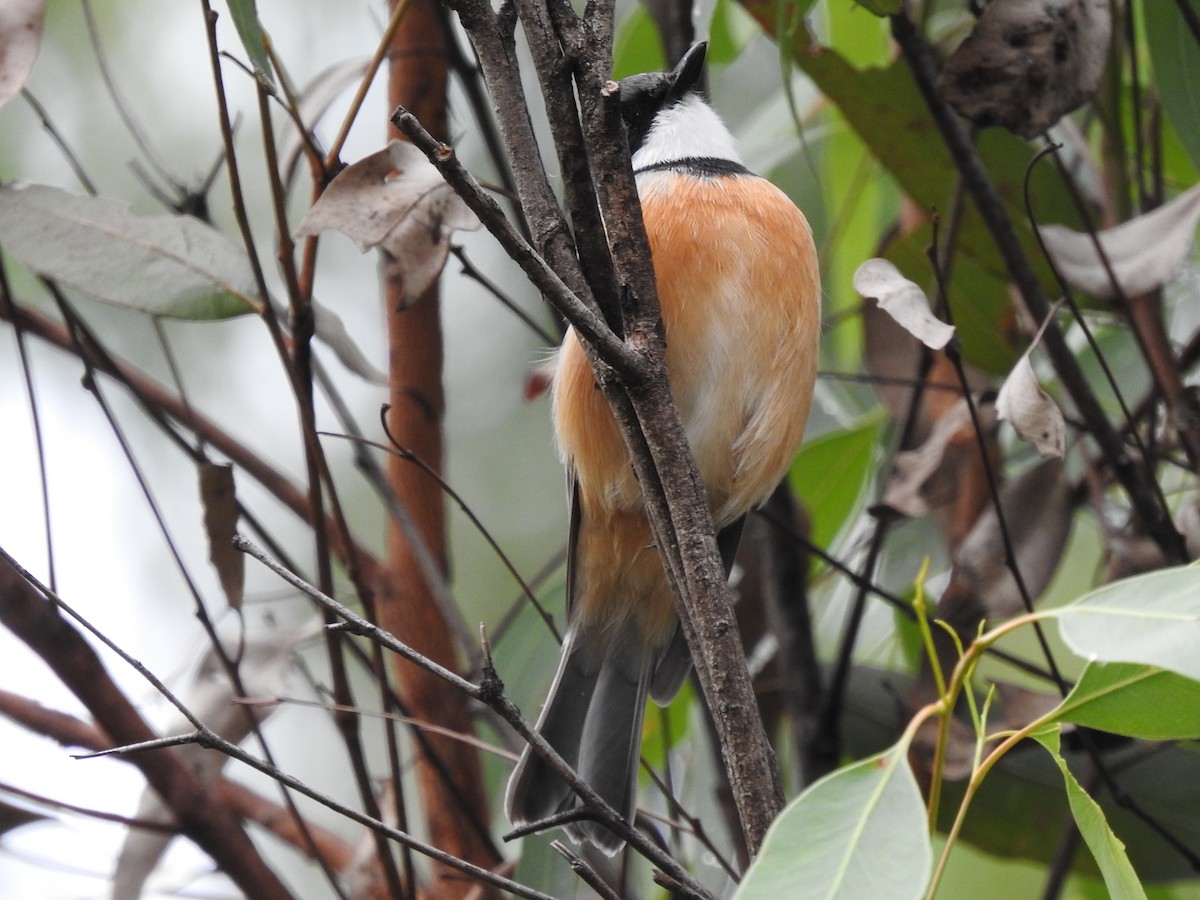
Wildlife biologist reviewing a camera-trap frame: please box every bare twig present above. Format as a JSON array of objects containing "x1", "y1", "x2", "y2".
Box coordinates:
[
  {"x1": 0, "y1": 549, "x2": 292, "y2": 899},
  {"x1": 235, "y1": 535, "x2": 715, "y2": 898},
  {"x1": 890, "y1": 10, "x2": 1186, "y2": 563}
]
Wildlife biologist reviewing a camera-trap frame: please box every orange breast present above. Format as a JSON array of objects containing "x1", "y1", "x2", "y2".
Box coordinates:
[{"x1": 553, "y1": 171, "x2": 820, "y2": 644}]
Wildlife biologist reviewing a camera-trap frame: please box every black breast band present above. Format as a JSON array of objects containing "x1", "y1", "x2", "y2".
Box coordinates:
[{"x1": 634, "y1": 157, "x2": 753, "y2": 178}]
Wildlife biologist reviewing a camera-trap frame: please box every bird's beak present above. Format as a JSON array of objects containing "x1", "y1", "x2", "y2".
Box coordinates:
[{"x1": 666, "y1": 42, "x2": 707, "y2": 102}]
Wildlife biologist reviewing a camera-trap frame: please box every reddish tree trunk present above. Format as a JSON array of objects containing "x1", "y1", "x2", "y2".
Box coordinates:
[{"x1": 382, "y1": 0, "x2": 501, "y2": 893}]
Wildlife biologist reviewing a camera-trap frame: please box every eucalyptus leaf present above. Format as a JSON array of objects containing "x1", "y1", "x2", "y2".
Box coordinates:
[
  {"x1": 0, "y1": 183, "x2": 259, "y2": 319},
  {"x1": 852, "y1": 258, "x2": 954, "y2": 350},
  {"x1": 1145, "y1": 0, "x2": 1200, "y2": 172},
  {"x1": 734, "y1": 735, "x2": 930, "y2": 899},
  {"x1": 995, "y1": 353, "x2": 1066, "y2": 457},
  {"x1": 1052, "y1": 565, "x2": 1200, "y2": 682},
  {"x1": 295, "y1": 141, "x2": 480, "y2": 308},
  {"x1": 1030, "y1": 725, "x2": 1147, "y2": 900},
  {"x1": 1050, "y1": 662, "x2": 1200, "y2": 740},
  {"x1": 1040, "y1": 183, "x2": 1200, "y2": 299},
  {"x1": 788, "y1": 414, "x2": 881, "y2": 551},
  {"x1": 226, "y1": 0, "x2": 275, "y2": 88}
]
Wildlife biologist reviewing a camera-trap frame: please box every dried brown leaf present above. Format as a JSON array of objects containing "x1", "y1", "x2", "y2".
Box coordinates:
[
  {"x1": 996, "y1": 353, "x2": 1066, "y2": 457},
  {"x1": 1041, "y1": 183, "x2": 1200, "y2": 299},
  {"x1": 198, "y1": 462, "x2": 243, "y2": 610},
  {"x1": 940, "y1": 0, "x2": 1112, "y2": 138},
  {"x1": 295, "y1": 140, "x2": 480, "y2": 307},
  {"x1": 951, "y1": 458, "x2": 1073, "y2": 620},
  {"x1": 0, "y1": 0, "x2": 45, "y2": 110},
  {"x1": 883, "y1": 398, "x2": 981, "y2": 517},
  {"x1": 853, "y1": 258, "x2": 955, "y2": 350}
]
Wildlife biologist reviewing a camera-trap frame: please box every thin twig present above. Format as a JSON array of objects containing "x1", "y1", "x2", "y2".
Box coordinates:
[
  {"x1": 890, "y1": 10, "x2": 1186, "y2": 563},
  {"x1": 390, "y1": 108, "x2": 634, "y2": 374},
  {"x1": 235, "y1": 535, "x2": 716, "y2": 898},
  {"x1": 551, "y1": 841, "x2": 623, "y2": 900}
]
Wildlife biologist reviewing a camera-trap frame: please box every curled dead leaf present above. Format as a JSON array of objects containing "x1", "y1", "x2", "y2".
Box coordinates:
[
  {"x1": 940, "y1": 0, "x2": 1112, "y2": 138},
  {"x1": 0, "y1": 0, "x2": 45, "y2": 110},
  {"x1": 951, "y1": 458, "x2": 1074, "y2": 621},
  {"x1": 199, "y1": 462, "x2": 244, "y2": 610},
  {"x1": 853, "y1": 258, "x2": 955, "y2": 350},
  {"x1": 1040, "y1": 183, "x2": 1200, "y2": 299},
  {"x1": 995, "y1": 353, "x2": 1066, "y2": 457},
  {"x1": 883, "y1": 398, "x2": 988, "y2": 518},
  {"x1": 296, "y1": 140, "x2": 480, "y2": 307}
]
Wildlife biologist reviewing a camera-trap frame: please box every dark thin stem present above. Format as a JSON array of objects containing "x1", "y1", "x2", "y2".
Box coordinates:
[
  {"x1": 390, "y1": 108, "x2": 635, "y2": 375},
  {"x1": 0, "y1": 780, "x2": 177, "y2": 834},
  {"x1": 756, "y1": 506, "x2": 1062, "y2": 686},
  {"x1": 890, "y1": 10, "x2": 1186, "y2": 563},
  {"x1": 1172, "y1": 0, "x2": 1200, "y2": 46},
  {"x1": 45, "y1": 285, "x2": 345, "y2": 897},
  {"x1": 551, "y1": 842, "x2": 623, "y2": 900},
  {"x1": 369, "y1": 418, "x2": 561, "y2": 642},
  {"x1": 0, "y1": 257, "x2": 55, "y2": 591},
  {"x1": 82, "y1": 0, "x2": 184, "y2": 196},
  {"x1": 451, "y1": 245, "x2": 558, "y2": 344},
  {"x1": 235, "y1": 535, "x2": 714, "y2": 898},
  {"x1": 257, "y1": 72, "x2": 403, "y2": 900},
  {"x1": 926, "y1": 214, "x2": 1069, "y2": 692},
  {"x1": 20, "y1": 89, "x2": 98, "y2": 195}
]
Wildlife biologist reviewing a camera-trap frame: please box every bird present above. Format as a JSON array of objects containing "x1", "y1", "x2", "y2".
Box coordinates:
[{"x1": 505, "y1": 42, "x2": 821, "y2": 854}]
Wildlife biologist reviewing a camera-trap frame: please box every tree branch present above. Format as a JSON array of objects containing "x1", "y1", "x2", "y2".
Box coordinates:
[
  {"x1": 0, "y1": 553, "x2": 292, "y2": 900},
  {"x1": 891, "y1": 10, "x2": 1186, "y2": 563}
]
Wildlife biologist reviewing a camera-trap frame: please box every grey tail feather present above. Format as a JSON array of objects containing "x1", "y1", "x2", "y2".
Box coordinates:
[{"x1": 505, "y1": 628, "x2": 651, "y2": 854}]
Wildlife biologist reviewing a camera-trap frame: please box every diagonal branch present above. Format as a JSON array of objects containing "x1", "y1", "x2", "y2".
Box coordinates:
[
  {"x1": 891, "y1": 11, "x2": 1186, "y2": 563},
  {"x1": 0, "y1": 552, "x2": 292, "y2": 900}
]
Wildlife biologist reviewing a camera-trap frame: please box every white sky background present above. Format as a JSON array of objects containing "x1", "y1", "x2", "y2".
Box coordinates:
[{"x1": 0, "y1": 1, "x2": 565, "y2": 896}]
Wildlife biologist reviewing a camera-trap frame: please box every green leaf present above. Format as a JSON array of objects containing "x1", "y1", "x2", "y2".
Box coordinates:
[
  {"x1": 1030, "y1": 726, "x2": 1148, "y2": 900},
  {"x1": 640, "y1": 679, "x2": 694, "y2": 770},
  {"x1": 789, "y1": 414, "x2": 882, "y2": 551},
  {"x1": 612, "y1": 5, "x2": 664, "y2": 79},
  {"x1": 734, "y1": 736, "x2": 930, "y2": 899},
  {"x1": 1050, "y1": 662, "x2": 1200, "y2": 740},
  {"x1": 0, "y1": 184, "x2": 259, "y2": 319},
  {"x1": 852, "y1": 0, "x2": 902, "y2": 15},
  {"x1": 1145, "y1": 0, "x2": 1200, "y2": 173},
  {"x1": 709, "y1": 0, "x2": 763, "y2": 65},
  {"x1": 886, "y1": 225, "x2": 1020, "y2": 374},
  {"x1": 1051, "y1": 565, "x2": 1200, "y2": 683},
  {"x1": 226, "y1": 0, "x2": 275, "y2": 89}
]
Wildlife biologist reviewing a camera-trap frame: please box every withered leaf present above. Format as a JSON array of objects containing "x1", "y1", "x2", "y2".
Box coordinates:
[
  {"x1": 996, "y1": 353, "x2": 1066, "y2": 457},
  {"x1": 311, "y1": 297, "x2": 386, "y2": 384},
  {"x1": 1041, "y1": 183, "x2": 1200, "y2": 299},
  {"x1": 940, "y1": 0, "x2": 1112, "y2": 138},
  {"x1": 295, "y1": 140, "x2": 480, "y2": 306},
  {"x1": 952, "y1": 458, "x2": 1074, "y2": 620},
  {"x1": 0, "y1": 0, "x2": 45, "y2": 110},
  {"x1": 883, "y1": 398, "x2": 977, "y2": 518},
  {"x1": 198, "y1": 462, "x2": 243, "y2": 610},
  {"x1": 853, "y1": 258, "x2": 955, "y2": 350}
]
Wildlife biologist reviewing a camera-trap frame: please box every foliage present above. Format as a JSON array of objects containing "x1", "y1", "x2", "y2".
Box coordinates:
[{"x1": 2, "y1": 0, "x2": 1200, "y2": 899}]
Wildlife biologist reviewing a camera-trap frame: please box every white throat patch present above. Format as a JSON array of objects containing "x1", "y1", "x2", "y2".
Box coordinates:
[{"x1": 631, "y1": 94, "x2": 742, "y2": 170}]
